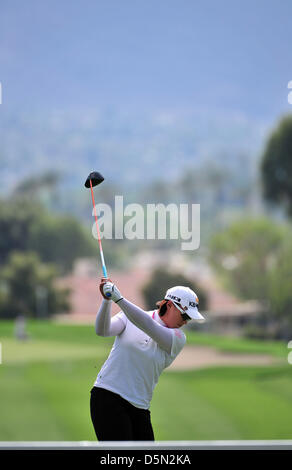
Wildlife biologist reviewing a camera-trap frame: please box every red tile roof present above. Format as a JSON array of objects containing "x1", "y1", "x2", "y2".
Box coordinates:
[
  {"x1": 56, "y1": 261, "x2": 256, "y2": 323},
  {"x1": 56, "y1": 268, "x2": 152, "y2": 322}
]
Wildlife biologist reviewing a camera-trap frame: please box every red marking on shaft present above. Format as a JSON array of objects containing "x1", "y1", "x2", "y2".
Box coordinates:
[{"x1": 90, "y1": 179, "x2": 104, "y2": 255}]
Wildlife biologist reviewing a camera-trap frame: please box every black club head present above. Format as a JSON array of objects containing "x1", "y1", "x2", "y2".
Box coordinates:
[{"x1": 84, "y1": 171, "x2": 104, "y2": 188}]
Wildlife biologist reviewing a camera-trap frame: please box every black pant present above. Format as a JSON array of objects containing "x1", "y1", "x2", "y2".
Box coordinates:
[{"x1": 90, "y1": 386, "x2": 155, "y2": 441}]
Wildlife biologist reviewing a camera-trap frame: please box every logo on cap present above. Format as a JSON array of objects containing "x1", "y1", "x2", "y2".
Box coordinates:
[{"x1": 167, "y1": 294, "x2": 181, "y2": 303}]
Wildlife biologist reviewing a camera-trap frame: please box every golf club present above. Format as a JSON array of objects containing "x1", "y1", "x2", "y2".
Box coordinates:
[{"x1": 85, "y1": 172, "x2": 110, "y2": 294}]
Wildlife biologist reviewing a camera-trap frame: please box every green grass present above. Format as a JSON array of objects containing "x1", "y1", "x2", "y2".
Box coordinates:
[
  {"x1": 185, "y1": 328, "x2": 288, "y2": 358},
  {"x1": 152, "y1": 366, "x2": 292, "y2": 440},
  {"x1": 0, "y1": 320, "x2": 291, "y2": 441}
]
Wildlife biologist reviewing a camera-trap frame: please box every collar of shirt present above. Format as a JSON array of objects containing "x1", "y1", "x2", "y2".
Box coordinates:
[{"x1": 152, "y1": 310, "x2": 168, "y2": 327}]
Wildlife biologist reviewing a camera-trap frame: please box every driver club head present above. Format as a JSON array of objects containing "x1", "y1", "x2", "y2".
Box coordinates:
[{"x1": 84, "y1": 171, "x2": 104, "y2": 188}]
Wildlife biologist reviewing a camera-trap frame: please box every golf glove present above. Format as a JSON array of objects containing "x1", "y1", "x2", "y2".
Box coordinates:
[
  {"x1": 102, "y1": 282, "x2": 124, "y2": 303},
  {"x1": 99, "y1": 277, "x2": 112, "y2": 300}
]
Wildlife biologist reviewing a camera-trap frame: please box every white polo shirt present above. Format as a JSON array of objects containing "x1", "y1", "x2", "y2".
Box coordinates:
[{"x1": 94, "y1": 310, "x2": 186, "y2": 409}]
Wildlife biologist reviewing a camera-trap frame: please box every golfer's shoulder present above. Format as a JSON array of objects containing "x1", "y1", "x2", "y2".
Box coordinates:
[
  {"x1": 173, "y1": 328, "x2": 187, "y2": 343},
  {"x1": 170, "y1": 328, "x2": 186, "y2": 357}
]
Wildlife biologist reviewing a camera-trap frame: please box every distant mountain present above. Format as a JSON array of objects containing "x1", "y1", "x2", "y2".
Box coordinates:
[
  {"x1": 0, "y1": 107, "x2": 272, "y2": 194},
  {"x1": 1, "y1": 0, "x2": 292, "y2": 197}
]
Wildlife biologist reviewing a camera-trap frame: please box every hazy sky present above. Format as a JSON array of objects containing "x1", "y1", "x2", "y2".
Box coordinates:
[{"x1": 1, "y1": 0, "x2": 292, "y2": 120}]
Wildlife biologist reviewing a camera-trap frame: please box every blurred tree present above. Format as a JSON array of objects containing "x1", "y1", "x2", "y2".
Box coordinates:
[
  {"x1": 0, "y1": 198, "x2": 96, "y2": 273},
  {"x1": 12, "y1": 170, "x2": 62, "y2": 210},
  {"x1": 0, "y1": 251, "x2": 70, "y2": 319},
  {"x1": 13, "y1": 170, "x2": 61, "y2": 197},
  {"x1": 29, "y1": 213, "x2": 96, "y2": 273},
  {"x1": 142, "y1": 267, "x2": 208, "y2": 311},
  {"x1": 267, "y1": 237, "x2": 292, "y2": 337},
  {"x1": 176, "y1": 161, "x2": 232, "y2": 205},
  {"x1": 138, "y1": 179, "x2": 173, "y2": 205},
  {"x1": 261, "y1": 115, "x2": 292, "y2": 217},
  {"x1": 208, "y1": 217, "x2": 286, "y2": 300},
  {"x1": 208, "y1": 216, "x2": 292, "y2": 337},
  {"x1": 0, "y1": 198, "x2": 43, "y2": 263}
]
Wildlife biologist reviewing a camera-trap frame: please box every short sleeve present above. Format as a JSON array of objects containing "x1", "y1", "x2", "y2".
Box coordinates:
[
  {"x1": 106, "y1": 311, "x2": 128, "y2": 336},
  {"x1": 112, "y1": 312, "x2": 128, "y2": 329},
  {"x1": 170, "y1": 328, "x2": 186, "y2": 358},
  {"x1": 113, "y1": 311, "x2": 127, "y2": 327}
]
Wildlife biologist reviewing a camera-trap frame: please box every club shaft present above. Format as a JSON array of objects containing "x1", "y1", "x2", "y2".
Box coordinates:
[{"x1": 90, "y1": 180, "x2": 108, "y2": 278}]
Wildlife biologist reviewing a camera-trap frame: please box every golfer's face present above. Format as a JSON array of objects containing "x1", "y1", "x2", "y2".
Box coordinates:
[{"x1": 164, "y1": 302, "x2": 188, "y2": 328}]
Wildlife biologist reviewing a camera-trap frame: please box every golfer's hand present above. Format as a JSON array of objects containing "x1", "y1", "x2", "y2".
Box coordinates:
[
  {"x1": 99, "y1": 277, "x2": 113, "y2": 300},
  {"x1": 103, "y1": 282, "x2": 123, "y2": 303}
]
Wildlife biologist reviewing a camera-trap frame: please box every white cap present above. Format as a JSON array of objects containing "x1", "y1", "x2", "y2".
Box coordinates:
[{"x1": 164, "y1": 286, "x2": 205, "y2": 322}]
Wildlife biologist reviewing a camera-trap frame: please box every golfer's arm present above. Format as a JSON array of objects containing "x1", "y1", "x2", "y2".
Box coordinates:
[
  {"x1": 117, "y1": 298, "x2": 173, "y2": 354},
  {"x1": 95, "y1": 299, "x2": 126, "y2": 337}
]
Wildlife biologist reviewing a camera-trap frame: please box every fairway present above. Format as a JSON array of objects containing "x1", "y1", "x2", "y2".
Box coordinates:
[{"x1": 0, "y1": 320, "x2": 291, "y2": 441}]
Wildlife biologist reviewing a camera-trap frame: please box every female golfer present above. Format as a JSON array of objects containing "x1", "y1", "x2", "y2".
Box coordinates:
[{"x1": 90, "y1": 278, "x2": 205, "y2": 441}]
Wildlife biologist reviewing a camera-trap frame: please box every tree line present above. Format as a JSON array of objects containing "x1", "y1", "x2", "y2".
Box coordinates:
[
  {"x1": 0, "y1": 196, "x2": 96, "y2": 319},
  {"x1": 208, "y1": 115, "x2": 292, "y2": 339}
]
